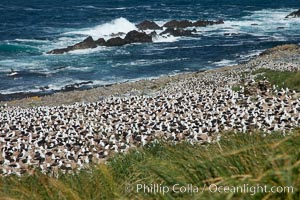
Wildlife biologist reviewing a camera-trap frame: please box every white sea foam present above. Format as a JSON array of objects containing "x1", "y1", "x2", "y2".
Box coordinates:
[
  {"x1": 46, "y1": 78, "x2": 95, "y2": 91},
  {"x1": 75, "y1": 5, "x2": 102, "y2": 10},
  {"x1": 56, "y1": 9, "x2": 300, "y2": 51},
  {"x1": 64, "y1": 17, "x2": 137, "y2": 40},
  {"x1": 112, "y1": 58, "x2": 186, "y2": 68},
  {"x1": 53, "y1": 66, "x2": 92, "y2": 72},
  {"x1": 68, "y1": 46, "x2": 108, "y2": 54},
  {"x1": 153, "y1": 35, "x2": 179, "y2": 43},
  {"x1": 0, "y1": 59, "x2": 38, "y2": 69},
  {"x1": 239, "y1": 50, "x2": 262, "y2": 60},
  {"x1": 200, "y1": 8, "x2": 300, "y2": 38},
  {"x1": 0, "y1": 87, "x2": 41, "y2": 95},
  {"x1": 154, "y1": 20, "x2": 168, "y2": 27},
  {"x1": 213, "y1": 59, "x2": 237, "y2": 67},
  {"x1": 14, "y1": 39, "x2": 49, "y2": 43}
]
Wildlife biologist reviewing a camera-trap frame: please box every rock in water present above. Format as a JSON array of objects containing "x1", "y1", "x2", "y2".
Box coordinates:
[
  {"x1": 95, "y1": 38, "x2": 106, "y2": 46},
  {"x1": 163, "y1": 20, "x2": 193, "y2": 28},
  {"x1": 136, "y1": 20, "x2": 162, "y2": 30},
  {"x1": 110, "y1": 32, "x2": 126, "y2": 37},
  {"x1": 149, "y1": 31, "x2": 158, "y2": 38},
  {"x1": 71, "y1": 36, "x2": 97, "y2": 50},
  {"x1": 285, "y1": 9, "x2": 300, "y2": 18},
  {"x1": 160, "y1": 28, "x2": 195, "y2": 36},
  {"x1": 47, "y1": 19, "x2": 224, "y2": 54},
  {"x1": 124, "y1": 30, "x2": 153, "y2": 43},
  {"x1": 163, "y1": 19, "x2": 224, "y2": 28},
  {"x1": 105, "y1": 37, "x2": 127, "y2": 46},
  {"x1": 47, "y1": 36, "x2": 97, "y2": 54},
  {"x1": 193, "y1": 19, "x2": 224, "y2": 27}
]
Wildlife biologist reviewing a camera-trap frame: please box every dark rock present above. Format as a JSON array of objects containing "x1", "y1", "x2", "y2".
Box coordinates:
[
  {"x1": 215, "y1": 19, "x2": 224, "y2": 24},
  {"x1": 105, "y1": 37, "x2": 127, "y2": 46},
  {"x1": 72, "y1": 36, "x2": 97, "y2": 50},
  {"x1": 110, "y1": 32, "x2": 125, "y2": 37},
  {"x1": 163, "y1": 19, "x2": 224, "y2": 29},
  {"x1": 192, "y1": 20, "x2": 207, "y2": 27},
  {"x1": 285, "y1": 9, "x2": 300, "y2": 18},
  {"x1": 63, "y1": 81, "x2": 93, "y2": 91},
  {"x1": 193, "y1": 19, "x2": 224, "y2": 27},
  {"x1": 160, "y1": 28, "x2": 194, "y2": 36},
  {"x1": 47, "y1": 36, "x2": 97, "y2": 54},
  {"x1": 124, "y1": 30, "x2": 152, "y2": 43},
  {"x1": 95, "y1": 38, "x2": 106, "y2": 46},
  {"x1": 149, "y1": 31, "x2": 158, "y2": 38},
  {"x1": 277, "y1": 27, "x2": 285, "y2": 30},
  {"x1": 163, "y1": 20, "x2": 193, "y2": 28},
  {"x1": 47, "y1": 47, "x2": 70, "y2": 54},
  {"x1": 47, "y1": 19, "x2": 224, "y2": 54},
  {"x1": 40, "y1": 86, "x2": 50, "y2": 91},
  {"x1": 224, "y1": 33, "x2": 239, "y2": 36},
  {"x1": 136, "y1": 20, "x2": 162, "y2": 30}
]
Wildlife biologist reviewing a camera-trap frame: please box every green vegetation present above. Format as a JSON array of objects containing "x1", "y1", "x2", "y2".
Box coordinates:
[
  {"x1": 0, "y1": 130, "x2": 300, "y2": 200},
  {"x1": 232, "y1": 85, "x2": 242, "y2": 92},
  {"x1": 253, "y1": 69, "x2": 300, "y2": 91}
]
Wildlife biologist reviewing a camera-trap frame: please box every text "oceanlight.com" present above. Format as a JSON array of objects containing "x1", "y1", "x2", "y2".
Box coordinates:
[{"x1": 131, "y1": 183, "x2": 295, "y2": 196}]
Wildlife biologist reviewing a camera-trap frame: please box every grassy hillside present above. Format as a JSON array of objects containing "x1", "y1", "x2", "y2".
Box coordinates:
[
  {"x1": 254, "y1": 69, "x2": 300, "y2": 92},
  {"x1": 0, "y1": 130, "x2": 299, "y2": 200}
]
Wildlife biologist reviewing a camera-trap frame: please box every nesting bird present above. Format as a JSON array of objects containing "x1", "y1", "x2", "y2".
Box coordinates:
[{"x1": 0, "y1": 49, "x2": 300, "y2": 176}]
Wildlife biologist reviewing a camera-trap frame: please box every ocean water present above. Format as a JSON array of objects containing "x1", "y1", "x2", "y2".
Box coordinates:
[{"x1": 0, "y1": 0, "x2": 300, "y2": 98}]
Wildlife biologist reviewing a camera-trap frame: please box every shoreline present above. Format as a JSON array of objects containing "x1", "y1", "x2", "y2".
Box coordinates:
[
  {"x1": 0, "y1": 44, "x2": 300, "y2": 176},
  {"x1": 1, "y1": 43, "x2": 290, "y2": 108},
  {"x1": 0, "y1": 65, "x2": 241, "y2": 108}
]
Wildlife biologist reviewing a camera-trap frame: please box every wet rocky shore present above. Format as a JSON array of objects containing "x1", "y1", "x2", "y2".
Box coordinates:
[{"x1": 47, "y1": 19, "x2": 224, "y2": 54}]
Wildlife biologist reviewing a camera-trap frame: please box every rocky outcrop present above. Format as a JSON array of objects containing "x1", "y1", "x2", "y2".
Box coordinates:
[
  {"x1": 110, "y1": 32, "x2": 125, "y2": 37},
  {"x1": 47, "y1": 18, "x2": 224, "y2": 54},
  {"x1": 63, "y1": 81, "x2": 93, "y2": 92},
  {"x1": 163, "y1": 19, "x2": 224, "y2": 28},
  {"x1": 47, "y1": 48, "x2": 70, "y2": 55},
  {"x1": 149, "y1": 31, "x2": 158, "y2": 38},
  {"x1": 47, "y1": 31, "x2": 154, "y2": 54},
  {"x1": 160, "y1": 28, "x2": 196, "y2": 36},
  {"x1": 47, "y1": 36, "x2": 97, "y2": 54},
  {"x1": 136, "y1": 20, "x2": 162, "y2": 30},
  {"x1": 105, "y1": 37, "x2": 127, "y2": 46},
  {"x1": 71, "y1": 36, "x2": 97, "y2": 49},
  {"x1": 104, "y1": 31, "x2": 152, "y2": 46},
  {"x1": 163, "y1": 20, "x2": 193, "y2": 28},
  {"x1": 124, "y1": 30, "x2": 152, "y2": 43},
  {"x1": 95, "y1": 38, "x2": 106, "y2": 46},
  {"x1": 285, "y1": 9, "x2": 300, "y2": 18},
  {"x1": 193, "y1": 19, "x2": 224, "y2": 27}
]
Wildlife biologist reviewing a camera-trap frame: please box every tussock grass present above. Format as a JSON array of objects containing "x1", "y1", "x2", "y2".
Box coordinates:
[
  {"x1": 254, "y1": 69, "x2": 300, "y2": 91},
  {"x1": 231, "y1": 85, "x2": 242, "y2": 92},
  {"x1": 0, "y1": 130, "x2": 300, "y2": 200}
]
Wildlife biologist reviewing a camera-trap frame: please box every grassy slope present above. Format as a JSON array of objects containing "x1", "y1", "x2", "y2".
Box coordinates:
[
  {"x1": 254, "y1": 69, "x2": 300, "y2": 92},
  {"x1": 0, "y1": 130, "x2": 299, "y2": 200}
]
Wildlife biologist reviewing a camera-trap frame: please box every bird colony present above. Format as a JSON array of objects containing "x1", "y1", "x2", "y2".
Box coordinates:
[{"x1": 1, "y1": 50, "x2": 300, "y2": 176}]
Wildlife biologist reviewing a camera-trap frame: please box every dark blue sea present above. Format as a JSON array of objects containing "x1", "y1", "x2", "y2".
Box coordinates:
[{"x1": 0, "y1": 0, "x2": 300, "y2": 97}]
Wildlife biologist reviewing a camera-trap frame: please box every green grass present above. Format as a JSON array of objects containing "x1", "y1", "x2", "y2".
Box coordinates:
[
  {"x1": 253, "y1": 69, "x2": 300, "y2": 91},
  {"x1": 1, "y1": 130, "x2": 300, "y2": 200},
  {"x1": 232, "y1": 85, "x2": 242, "y2": 92}
]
